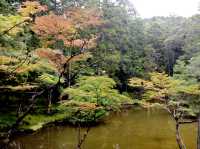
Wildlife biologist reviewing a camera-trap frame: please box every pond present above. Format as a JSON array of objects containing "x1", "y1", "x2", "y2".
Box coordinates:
[{"x1": 8, "y1": 107, "x2": 197, "y2": 149}]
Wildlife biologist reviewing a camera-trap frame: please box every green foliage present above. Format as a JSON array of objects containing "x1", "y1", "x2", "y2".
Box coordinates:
[
  {"x1": 37, "y1": 73, "x2": 60, "y2": 85},
  {"x1": 21, "y1": 112, "x2": 72, "y2": 130},
  {"x1": 0, "y1": 113, "x2": 16, "y2": 131},
  {"x1": 129, "y1": 72, "x2": 200, "y2": 102},
  {"x1": 90, "y1": 4, "x2": 145, "y2": 89},
  {"x1": 186, "y1": 54, "x2": 200, "y2": 80},
  {"x1": 61, "y1": 76, "x2": 132, "y2": 109},
  {"x1": 0, "y1": 0, "x2": 18, "y2": 15},
  {"x1": 69, "y1": 108, "x2": 107, "y2": 124},
  {"x1": 129, "y1": 72, "x2": 200, "y2": 117},
  {"x1": 52, "y1": 101, "x2": 107, "y2": 124},
  {"x1": 174, "y1": 55, "x2": 200, "y2": 114}
]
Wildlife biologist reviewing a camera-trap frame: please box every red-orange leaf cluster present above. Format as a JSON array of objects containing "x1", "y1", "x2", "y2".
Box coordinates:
[
  {"x1": 64, "y1": 37, "x2": 97, "y2": 49},
  {"x1": 32, "y1": 7, "x2": 102, "y2": 48},
  {"x1": 36, "y1": 48, "x2": 66, "y2": 72},
  {"x1": 64, "y1": 7, "x2": 103, "y2": 28},
  {"x1": 35, "y1": 48, "x2": 92, "y2": 72},
  {"x1": 32, "y1": 14, "x2": 75, "y2": 39}
]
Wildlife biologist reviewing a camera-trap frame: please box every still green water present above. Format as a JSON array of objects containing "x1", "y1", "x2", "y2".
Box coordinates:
[{"x1": 9, "y1": 108, "x2": 197, "y2": 149}]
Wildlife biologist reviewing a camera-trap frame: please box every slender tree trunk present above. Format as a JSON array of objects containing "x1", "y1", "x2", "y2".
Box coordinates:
[
  {"x1": 47, "y1": 97, "x2": 52, "y2": 114},
  {"x1": 16, "y1": 103, "x2": 22, "y2": 118},
  {"x1": 47, "y1": 89, "x2": 52, "y2": 114},
  {"x1": 175, "y1": 120, "x2": 186, "y2": 149},
  {"x1": 64, "y1": 63, "x2": 70, "y2": 87},
  {"x1": 197, "y1": 113, "x2": 200, "y2": 149},
  {"x1": 68, "y1": 62, "x2": 71, "y2": 87}
]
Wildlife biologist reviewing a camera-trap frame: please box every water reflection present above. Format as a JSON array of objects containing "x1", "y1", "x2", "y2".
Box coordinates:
[{"x1": 8, "y1": 108, "x2": 197, "y2": 149}]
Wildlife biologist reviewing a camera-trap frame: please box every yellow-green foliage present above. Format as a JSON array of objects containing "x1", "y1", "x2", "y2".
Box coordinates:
[
  {"x1": 0, "y1": 85, "x2": 38, "y2": 91},
  {"x1": 0, "y1": 53, "x2": 60, "y2": 87},
  {"x1": 0, "y1": 56, "x2": 18, "y2": 65},
  {"x1": 176, "y1": 83, "x2": 200, "y2": 95},
  {"x1": 78, "y1": 76, "x2": 116, "y2": 90},
  {"x1": 59, "y1": 100, "x2": 98, "y2": 110},
  {"x1": 21, "y1": 112, "x2": 72, "y2": 131},
  {"x1": 18, "y1": 1, "x2": 47, "y2": 17},
  {"x1": 0, "y1": 15, "x2": 25, "y2": 34},
  {"x1": 57, "y1": 100, "x2": 107, "y2": 124},
  {"x1": 129, "y1": 72, "x2": 200, "y2": 102},
  {"x1": 61, "y1": 76, "x2": 132, "y2": 109},
  {"x1": 37, "y1": 73, "x2": 60, "y2": 85},
  {"x1": 15, "y1": 59, "x2": 57, "y2": 75}
]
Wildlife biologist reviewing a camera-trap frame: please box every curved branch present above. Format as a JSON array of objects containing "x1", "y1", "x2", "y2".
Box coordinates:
[{"x1": 0, "y1": 19, "x2": 30, "y2": 36}]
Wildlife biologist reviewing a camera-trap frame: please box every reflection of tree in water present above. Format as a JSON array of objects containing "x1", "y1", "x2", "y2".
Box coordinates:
[
  {"x1": 76, "y1": 125, "x2": 91, "y2": 149},
  {"x1": 1, "y1": 124, "x2": 91, "y2": 149},
  {"x1": 2, "y1": 139, "x2": 24, "y2": 149}
]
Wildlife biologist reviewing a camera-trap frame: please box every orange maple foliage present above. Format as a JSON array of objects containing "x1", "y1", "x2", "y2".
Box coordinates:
[
  {"x1": 32, "y1": 7, "x2": 102, "y2": 48},
  {"x1": 32, "y1": 14, "x2": 75, "y2": 39},
  {"x1": 32, "y1": 7, "x2": 102, "y2": 71},
  {"x1": 66, "y1": 52, "x2": 92, "y2": 62},
  {"x1": 36, "y1": 48, "x2": 66, "y2": 72},
  {"x1": 35, "y1": 48, "x2": 92, "y2": 72},
  {"x1": 64, "y1": 7, "x2": 103, "y2": 28},
  {"x1": 64, "y1": 37, "x2": 97, "y2": 49}
]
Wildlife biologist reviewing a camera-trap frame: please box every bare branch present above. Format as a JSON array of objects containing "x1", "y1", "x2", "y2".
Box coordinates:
[{"x1": 179, "y1": 120, "x2": 197, "y2": 124}]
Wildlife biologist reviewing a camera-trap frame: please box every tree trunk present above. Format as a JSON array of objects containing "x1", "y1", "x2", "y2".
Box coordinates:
[
  {"x1": 47, "y1": 89, "x2": 52, "y2": 114},
  {"x1": 197, "y1": 113, "x2": 200, "y2": 149},
  {"x1": 47, "y1": 98, "x2": 52, "y2": 114},
  {"x1": 68, "y1": 62, "x2": 71, "y2": 87},
  {"x1": 176, "y1": 120, "x2": 186, "y2": 149}
]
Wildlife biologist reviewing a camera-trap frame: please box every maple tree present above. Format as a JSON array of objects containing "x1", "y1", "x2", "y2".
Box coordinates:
[
  {"x1": 0, "y1": 2, "x2": 47, "y2": 89},
  {"x1": 31, "y1": 7, "x2": 103, "y2": 88},
  {"x1": 32, "y1": 7, "x2": 102, "y2": 47},
  {"x1": 32, "y1": 14, "x2": 75, "y2": 44},
  {"x1": 64, "y1": 7, "x2": 103, "y2": 28},
  {"x1": 61, "y1": 76, "x2": 132, "y2": 110}
]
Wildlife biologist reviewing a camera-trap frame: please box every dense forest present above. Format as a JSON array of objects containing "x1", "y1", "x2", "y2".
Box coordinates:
[{"x1": 0, "y1": 0, "x2": 200, "y2": 149}]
